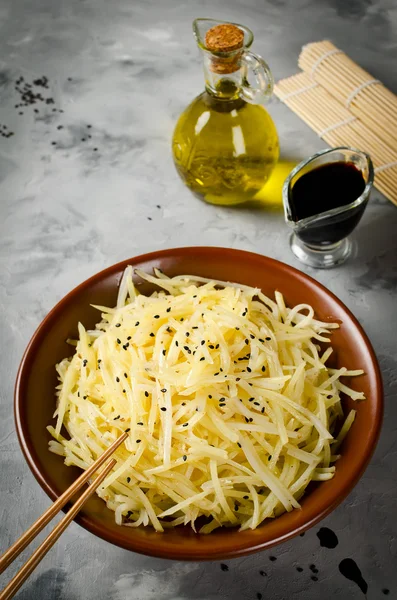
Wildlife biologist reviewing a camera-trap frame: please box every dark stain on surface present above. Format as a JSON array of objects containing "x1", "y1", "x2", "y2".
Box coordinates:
[
  {"x1": 317, "y1": 527, "x2": 339, "y2": 548},
  {"x1": 15, "y1": 568, "x2": 76, "y2": 600},
  {"x1": 339, "y1": 558, "x2": 368, "y2": 595},
  {"x1": 352, "y1": 209, "x2": 397, "y2": 291},
  {"x1": 327, "y1": 0, "x2": 372, "y2": 18}
]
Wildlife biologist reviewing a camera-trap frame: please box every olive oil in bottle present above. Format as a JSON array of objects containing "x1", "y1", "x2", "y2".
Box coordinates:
[{"x1": 172, "y1": 19, "x2": 279, "y2": 206}]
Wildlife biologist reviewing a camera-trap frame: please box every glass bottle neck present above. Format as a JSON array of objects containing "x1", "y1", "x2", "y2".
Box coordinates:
[{"x1": 202, "y1": 52, "x2": 243, "y2": 101}]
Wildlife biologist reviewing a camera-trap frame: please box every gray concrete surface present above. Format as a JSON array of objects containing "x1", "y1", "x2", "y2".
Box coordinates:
[{"x1": 0, "y1": 0, "x2": 396, "y2": 598}]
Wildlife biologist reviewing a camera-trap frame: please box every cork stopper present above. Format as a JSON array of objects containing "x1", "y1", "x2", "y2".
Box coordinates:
[
  {"x1": 205, "y1": 23, "x2": 244, "y2": 74},
  {"x1": 205, "y1": 24, "x2": 244, "y2": 53}
]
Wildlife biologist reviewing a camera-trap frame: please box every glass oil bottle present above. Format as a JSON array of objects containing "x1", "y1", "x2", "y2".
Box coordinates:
[{"x1": 172, "y1": 19, "x2": 279, "y2": 205}]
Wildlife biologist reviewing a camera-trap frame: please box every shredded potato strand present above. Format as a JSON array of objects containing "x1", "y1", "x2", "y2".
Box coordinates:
[{"x1": 48, "y1": 269, "x2": 365, "y2": 532}]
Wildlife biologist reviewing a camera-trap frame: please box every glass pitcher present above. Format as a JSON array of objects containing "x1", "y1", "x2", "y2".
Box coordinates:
[{"x1": 172, "y1": 19, "x2": 279, "y2": 206}]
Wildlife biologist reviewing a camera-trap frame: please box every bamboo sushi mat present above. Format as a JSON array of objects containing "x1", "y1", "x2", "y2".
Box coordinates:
[{"x1": 274, "y1": 40, "x2": 397, "y2": 206}]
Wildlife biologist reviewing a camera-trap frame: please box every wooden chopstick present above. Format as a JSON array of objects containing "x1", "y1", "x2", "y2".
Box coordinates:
[{"x1": 0, "y1": 432, "x2": 128, "y2": 600}]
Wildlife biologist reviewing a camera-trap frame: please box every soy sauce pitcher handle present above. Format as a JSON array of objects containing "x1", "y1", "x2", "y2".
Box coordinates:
[{"x1": 240, "y1": 51, "x2": 274, "y2": 104}]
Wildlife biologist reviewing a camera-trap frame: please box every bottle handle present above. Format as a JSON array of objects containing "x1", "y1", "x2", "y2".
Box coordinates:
[{"x1": 240, "y1": 51, "x2": 274, "y2": 104}]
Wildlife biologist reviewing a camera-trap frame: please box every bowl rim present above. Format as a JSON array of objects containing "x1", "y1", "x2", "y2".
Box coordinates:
[{"x1": 14, "y1": 247, "x2": 383, "y2": 560}]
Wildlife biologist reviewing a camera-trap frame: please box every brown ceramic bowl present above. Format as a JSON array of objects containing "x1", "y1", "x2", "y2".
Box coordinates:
[{"x1": 15, "y1": 247, "x2": 383, "y2": 560}]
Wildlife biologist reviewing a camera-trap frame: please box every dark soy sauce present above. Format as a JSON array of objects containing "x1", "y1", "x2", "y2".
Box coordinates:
[
  {"x1": 291, "y1": 162, "x2": 367, "y2": 247},
  {"x1": 339, "y1": 558, "x2": 368, "y2": 595},
  {"x1": 317, "y1": 527, "x2": 339, "y2": 549}
]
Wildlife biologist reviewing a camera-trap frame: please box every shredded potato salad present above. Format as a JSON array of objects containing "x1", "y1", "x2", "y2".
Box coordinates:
[{"x1": 48, "y1": 268, "x2": 365, "y2": 533}]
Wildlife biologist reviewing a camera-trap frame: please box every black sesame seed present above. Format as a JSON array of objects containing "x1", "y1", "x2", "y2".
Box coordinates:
[
  {"x1": 154, "y1": 314, "x2": 160, "y2": 319},
  {"x1": 245, "y1": 417, "x2": 249, "y2": 423},
  {"x1": 182, "y1": 402, "x2": 186, "y2": 406},
  {"x1": 180, "y1": 317, "x2": 184, "y2": 321},
  {"x1": 183, "y1": 423, "x2": 188, "y2": 427},
  {"x1": 113, "y1": 415, "x2": 120, "y2": 420},
  {"x1": 261, "y1": 407, "x2": 265, "y2": 413},
  {"x1": 201, "y1": 340, "x2": 205, "y2": 345},
  {"x1": 220, "y1": 564, "x2": 229, "y2": 572},
  {"x1": 268, "y1": 455, "x2": 272, "y2": 461},
  {"x1": 262, "y1": 366, "x2": 266, "y2": 372},
  {"x1": 245, "y1": 339, "x2": 249, "y2": 345},
  {"x1": 162, "y1": 349, "x2": 166, "y2": 356},
  {"x1": 269, "y1": 556, "x2": 277, "y2": 562},
  {"x1": 116, "y1": 377, "x2": 120, "y2": 382},
  {"x1": 214, "y1": 372, "x2": 219, "y2": 376},
  {"x1": 183, "y1": 455, "x2": 187, "y2": 461},
  {"x1": 219, "y1": 403, "x2": 226, "y2": 407},
  {"x1": 83, "y1": 359, "x2": 88, "y2": 367},
  {"x1": 161, "y1": 388, "x2": 167, "y2": 393},
  {"x1": 186, "y1": 332, "x2": 190, "y2": 337},
  {"x1": 296, "y1": 566, "x2": 303, "y2": 573},
  {"x1": 216, "y1": 344, "x2": 219, "y2": 349},
  {"x1": 208, "y1": 395, "x2": 212, "y2": 399},
  {"x1": 311, "y1": 576, "x2": 318, "y2": 582},
  {"x1": 127, "y1": 477, "x2": 131, "y2": 483},
  {"x1": 135, "y1": 321, "x2": 140, "y2": 326},
  {"x1": 309, "y1": 564, "x2": 318, "y2": 574},
  {"x1": 150, "y1": 333, "x2": 155, "y2": 337},
  {"x1": 257, "y1": 594, "x2": 263, "y2": 600},
  {"x1": 234, "y1": 504, "x2": 239, "y2": 511},
  {"x1": 160, "y1": 407, "x2": 167, "y2": 412},
  {"x1": 137, "y1": 422, "x2": 143, "y2": 425},
  {"x1": 175, "y1": 341, "x2": 179, "y2": 346},
  {"x1": 259, "y1": 570, "x2": 267, "y2": 576},
  {"x1": 124, "y1": 373, "x2": 128, "y2": 378},
  {"x1": 166, "y1": 307, "x2": 171, "y2": 312},
  {"x1": 192, "y1": 326, "x2": 198, "y2": 329},
  {"x1": 266, "y1": 337, "x2": 271, "y2": 341},
  {"x1": 243, "y1": 495, "x2": 249, "y2": 499},
  {"x1": 209, "y1": 345, "x2": 214, "y2": 349},
  {"x1": 123, "y1": 389, "x2": 126, "y2": 393},
  {"x1": 117, "y1": 338, "x2": 121, "y2": 344},
  {"x1": 237, "y1": 443, "x2": 242, "y2": 448},
  {"x1": 136, "y1": 439, "x2": 141, "y2": 443},
  {"x1": 250, "y1": 334, "x2": 255, "y2": 339},
  {"x1": 235, "y1": 327, "x2": 240, "y2": 330},
  {"x1": 236, "y1": 377, "x2": 240, "y2": 382},
  {"x1": 258, "y1": 338, "x2": 264, "y2": 343},
  {"x1": 247, "y1": 367, "x2": 252, "y2": 373},
  {"x1": 145, "y1": 391, "x2": 149, "y2": 397},
  {"x1": 125, "y1": 428, "x2": 130, "y2": 432},
  {"x1": 200, "y1": 357, "x2": 205, "y2": 361},
  {"x1": 249, "y1": 418, "x2": 253, "y2": 422},
  {"x1": 254, "y1": 402, "x2": 260, "y2": 406},
  {"x1": 115, "y1": 323, "x2": 121, "y2": 328}
]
